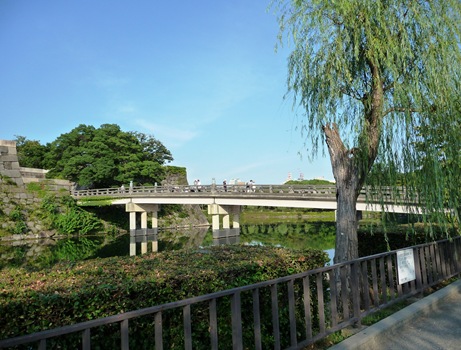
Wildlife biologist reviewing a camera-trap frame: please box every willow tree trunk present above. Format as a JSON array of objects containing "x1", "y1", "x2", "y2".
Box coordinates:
[
  {"x1": 323, "y1": 123, "x2": 363, "y2": 263},
  {"x1": 324, "y1": 57, "x2": 384, "y2": 263}
]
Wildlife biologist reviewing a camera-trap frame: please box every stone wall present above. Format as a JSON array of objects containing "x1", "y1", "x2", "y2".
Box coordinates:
[
  {"x1": 0, "y1": 180, "x2": 51, "y2": 238},
  {"x1": 0, "y1": 139, "x2": 73, "y2": 191},
  {"x1": 0, "y1": 140, "x2": 23, "y2": 186},
  {"x1": 0, "y1": 140, "x2": 74, "y2": 238}
]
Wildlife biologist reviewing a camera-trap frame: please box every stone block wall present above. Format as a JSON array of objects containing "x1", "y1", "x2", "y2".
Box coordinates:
[
  {"x1": 0, "y1": 139, "x2": 73, "y2": 191},
  {"x1": 0, "y1": 140, "x2": 24, "y2": 186},
  {"x1": 0, "y1": 140, "x2": 74, "y2": 238}
]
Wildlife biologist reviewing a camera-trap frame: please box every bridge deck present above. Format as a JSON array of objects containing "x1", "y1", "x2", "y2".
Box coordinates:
[{"x1": 73, "y1": 184, "x2": 421, "y2": 213}]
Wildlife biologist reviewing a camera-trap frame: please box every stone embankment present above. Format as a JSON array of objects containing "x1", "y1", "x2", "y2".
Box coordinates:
[
  {"x1": 0, "y1": 139, "x2": 209, "y2": 239},
  {"x1": 0, "y1": 140, "x2": 73, "y2": 239}
]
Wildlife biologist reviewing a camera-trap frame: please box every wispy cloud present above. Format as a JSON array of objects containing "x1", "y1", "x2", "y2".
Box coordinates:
[
  {"x1": 115, "y1": 103, "x2": 137, "y2": 114},
  {"x1": 135, "y1": 119, "x2": 199, "y2": 148},
  {"x1": 81, "y1": 67, "x2": 130, "y2": 91},
  {"x1": 227, "y1": 157, "x2": 280, "y2": 177}
]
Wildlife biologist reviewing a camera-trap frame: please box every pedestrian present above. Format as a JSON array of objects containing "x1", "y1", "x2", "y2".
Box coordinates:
[
  {"x1": 120, "y1": 184, "x2": 125, "y2": 193},
  {"x1": 129, "y1": 180, "x2": 133, "y2": 194},
  {"x1": 223, "y1": 179, "x2": 227, "y2": 192}
]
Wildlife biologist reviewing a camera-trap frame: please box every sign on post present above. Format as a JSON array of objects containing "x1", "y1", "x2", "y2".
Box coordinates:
[{"x1": 397, "y1": 248, "x2": 416, "y2": 284}]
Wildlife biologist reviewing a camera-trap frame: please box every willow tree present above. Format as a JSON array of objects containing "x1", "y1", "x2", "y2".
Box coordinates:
[{"x1": 274, "y1": 1, "x2": 461, "y2": 263}]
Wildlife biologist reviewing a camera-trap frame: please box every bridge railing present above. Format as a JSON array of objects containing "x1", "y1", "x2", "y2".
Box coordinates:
[
  {"x1": 2, "y1": 237, "x2": 459, "y2": 349},
  {"x1": 72, "y1": 184, "x2": 416, "y2": 207},
  {"x1": 71, "y1": 184, "x2": 340, "y2": 197}
]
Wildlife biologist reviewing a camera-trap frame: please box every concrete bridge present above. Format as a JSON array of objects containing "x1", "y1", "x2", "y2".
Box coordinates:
[{"x1": 73, "y1": 183, "x2": 420, "y2": 235}]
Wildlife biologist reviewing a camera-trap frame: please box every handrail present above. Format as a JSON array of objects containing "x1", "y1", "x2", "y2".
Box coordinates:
[
  {"x1": 71, "y1": 184, "x2": 416, "y2": 206},
  {"x1": 2, "y1": 237, "x2": 459, "y2": 349},
  {"x1": 72, "y1": 184, "x2": 338, "y2": 196}
]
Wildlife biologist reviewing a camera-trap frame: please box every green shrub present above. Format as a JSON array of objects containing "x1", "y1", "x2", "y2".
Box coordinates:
[
  {"x1": 39, "y1": 194, "x2": 102, "y2": 235},
  {"x1": 0, "y1": 175, "x2": 17, "y2": 186},
  {"x1": 26, "y1": 182, "x2": 48, "y2": 197},
  {"x1": 40, "y1": 194, "x2": 58, "y2": 214},
  {"x1": 0, "y1": 246, "x2": 329, "y2": 347},
  {"x1": 9, "y1": 206, "x2": 24, "y2": 221},
  {"x1": 55, "y1": 207, "x2": 102, "y2": 235},
  {"x1": 12, "y1": 221, "x2": 27, "y2": 235}
]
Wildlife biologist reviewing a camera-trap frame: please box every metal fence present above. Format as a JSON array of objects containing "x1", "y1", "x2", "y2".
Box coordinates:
[{"x1": 1, "y1": 237, "x2": 460, "y2": 349}]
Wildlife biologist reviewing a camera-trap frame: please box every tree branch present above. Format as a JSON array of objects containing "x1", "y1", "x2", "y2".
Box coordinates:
[{"x1": 383, "y1": 106, "x2": 420, "y2": 117}]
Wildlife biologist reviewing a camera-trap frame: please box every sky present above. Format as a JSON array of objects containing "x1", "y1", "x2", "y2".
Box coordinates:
[{"x1": 0, "y1": 0, "x2": 334, "y2": 185}]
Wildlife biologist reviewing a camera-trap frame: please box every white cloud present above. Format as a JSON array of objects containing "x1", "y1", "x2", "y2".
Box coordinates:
[
  {"x1": 116, "y1": 103, "x2": 137, "y2": 114},
  {"x1": 135, "y1": 119, "x2": 199, "y2": 148}
]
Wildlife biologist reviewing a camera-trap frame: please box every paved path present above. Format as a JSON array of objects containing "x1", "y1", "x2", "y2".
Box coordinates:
[{"x1": 330, "y1": 279, "x2": 461, "y2": 350}]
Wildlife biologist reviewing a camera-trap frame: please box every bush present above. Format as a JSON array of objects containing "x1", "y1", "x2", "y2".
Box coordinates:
[
  {"x1": 9, "y1": 205, "x2": 24, "y2": 222},
  {"x1": 0, "y1": 245, "x2": 329, "y2": 347},
  {"x1": 40, "y1": 194, "x2": 102, "y2": 235}
]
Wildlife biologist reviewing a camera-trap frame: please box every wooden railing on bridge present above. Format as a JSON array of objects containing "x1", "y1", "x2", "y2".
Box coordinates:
[
  {"x1": 72, "y1": 184, "x2": 338, "y2": 197},
  {"x1": 72, "y1": 184, "x2": 414, "y2": 206},
  {"x1": 1, "y1": 237, "x2": 458, "y2": 349}
]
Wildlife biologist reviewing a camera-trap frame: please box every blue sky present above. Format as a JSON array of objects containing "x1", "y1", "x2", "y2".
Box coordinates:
[{"x1": 0, "y1": 0, "x2": 333, "y2": 185}]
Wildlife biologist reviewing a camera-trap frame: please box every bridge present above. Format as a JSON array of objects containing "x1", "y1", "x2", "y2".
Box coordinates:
[{"x1": 73, "y1": 184, "x2": 421, "y2": 236}]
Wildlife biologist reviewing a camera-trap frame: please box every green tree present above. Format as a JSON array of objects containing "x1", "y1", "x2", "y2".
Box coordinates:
[
  {"x1": 44, "y1": 124, "x2": 173, "y2": 188},
  {"x1": 130, "y1": 131, "x2": 173, "y2": 165},
  {"x1": 274, "y1": 1, "x2": 461, "y2": 262},
  {"x1": 414, "y1": 110, "x2": 461, "y2": 228},
  {"x1": 14, "y1": 136, "x2": 48, "y2": 168}
]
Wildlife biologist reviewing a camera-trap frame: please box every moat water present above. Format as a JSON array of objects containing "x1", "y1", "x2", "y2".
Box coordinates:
[{"x1": 0, "y1": 222, "x2": 336, "y2": 269}]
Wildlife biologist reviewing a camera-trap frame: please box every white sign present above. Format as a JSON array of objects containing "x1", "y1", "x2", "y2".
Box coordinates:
[{"x1": 397, "y1": 249, "x2": 416, "y2": 284}]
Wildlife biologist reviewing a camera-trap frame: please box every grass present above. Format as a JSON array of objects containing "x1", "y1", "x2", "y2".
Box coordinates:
[{"x1": 240, "y1": 207, "x2": 336, "y2": 225}]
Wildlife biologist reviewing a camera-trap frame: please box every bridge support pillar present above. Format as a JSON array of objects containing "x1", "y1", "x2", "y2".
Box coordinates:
[
  {"x1": 126, "y1": 203, "x2": 159, "y2": 256},
  {"x1": 223, "y1": 214, "x2": 230, "y2": 229},
  {"x1": 126, "y1": 203, "x2": 159, "y2": 231},
  {"x1": 232, "y1": 209, "x2": 240, "y2": 229},
  {"x1": 129, "y1": 212, "x2": 137, "y2": 231},
  {"x1": 207, "y1": 205, "x2": 241, "y2": 231}
]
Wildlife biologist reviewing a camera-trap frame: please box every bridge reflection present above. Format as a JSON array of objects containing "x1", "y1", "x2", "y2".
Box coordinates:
[
  {"x1": 129, "y1": 229, "x2": 159, "y2": 256},
  {"x1": 129, "y1": 228, "x2": 241, "y2": 256},
  {"x1": 75, "y1": 184, "x2": 422, "y2": 256}
]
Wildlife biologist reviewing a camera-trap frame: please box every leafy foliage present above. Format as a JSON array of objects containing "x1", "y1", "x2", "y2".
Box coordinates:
[
  {"x1": 40, "y1": 194, "x2": 102, "y2": 235},
  {"x1": 285, "y1": 178, "x2": 334, "y2": 185},
  {"x1": 413, "y1": 113, "x2": 461, "y2": 230},
  {"x1": 273, "y1": 0, "x2": 461, "y2": 260},
  {"x1": 8, "y1": 205, "x2": 28, "y2": 235},
  {"x1": 0, "y1": 246, "x2": 329, "y2": 347},
  {"x1": 14, "y1": 135, "x2": 49, "y2": 169},
  {"x1": 17, "y1": 124, "x2": 173, "y2": 188}
]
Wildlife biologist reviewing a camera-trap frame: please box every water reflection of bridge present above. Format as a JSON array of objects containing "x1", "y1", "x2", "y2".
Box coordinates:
[
  {"x1": 73, "y1": 184, "x2": 420, "y2": 256},
  {"x1": 129, "y1": 228, "x2": 240, "y2": 256}
]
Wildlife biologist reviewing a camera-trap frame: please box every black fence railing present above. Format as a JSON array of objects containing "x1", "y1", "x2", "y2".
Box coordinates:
[{"x1": 1, "y1": 237, "x2": 459, "y2": 349}]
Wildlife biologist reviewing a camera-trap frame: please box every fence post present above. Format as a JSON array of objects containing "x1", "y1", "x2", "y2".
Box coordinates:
[
  {"x1": 414, "y1": 247, "x2": 423, "y2": 294},
  {"x1": 231, "y1": 291, "x2": 243, "y2": 350},
  {"x1": 271, "y1": 284, "x2": 281, "y2": 349},
  {"x1": 155, "y1": 312, "x2": 163, "y2": 350},
  {"x1": 351, "y1": 261, "x2": 361, "y2": 326}
]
